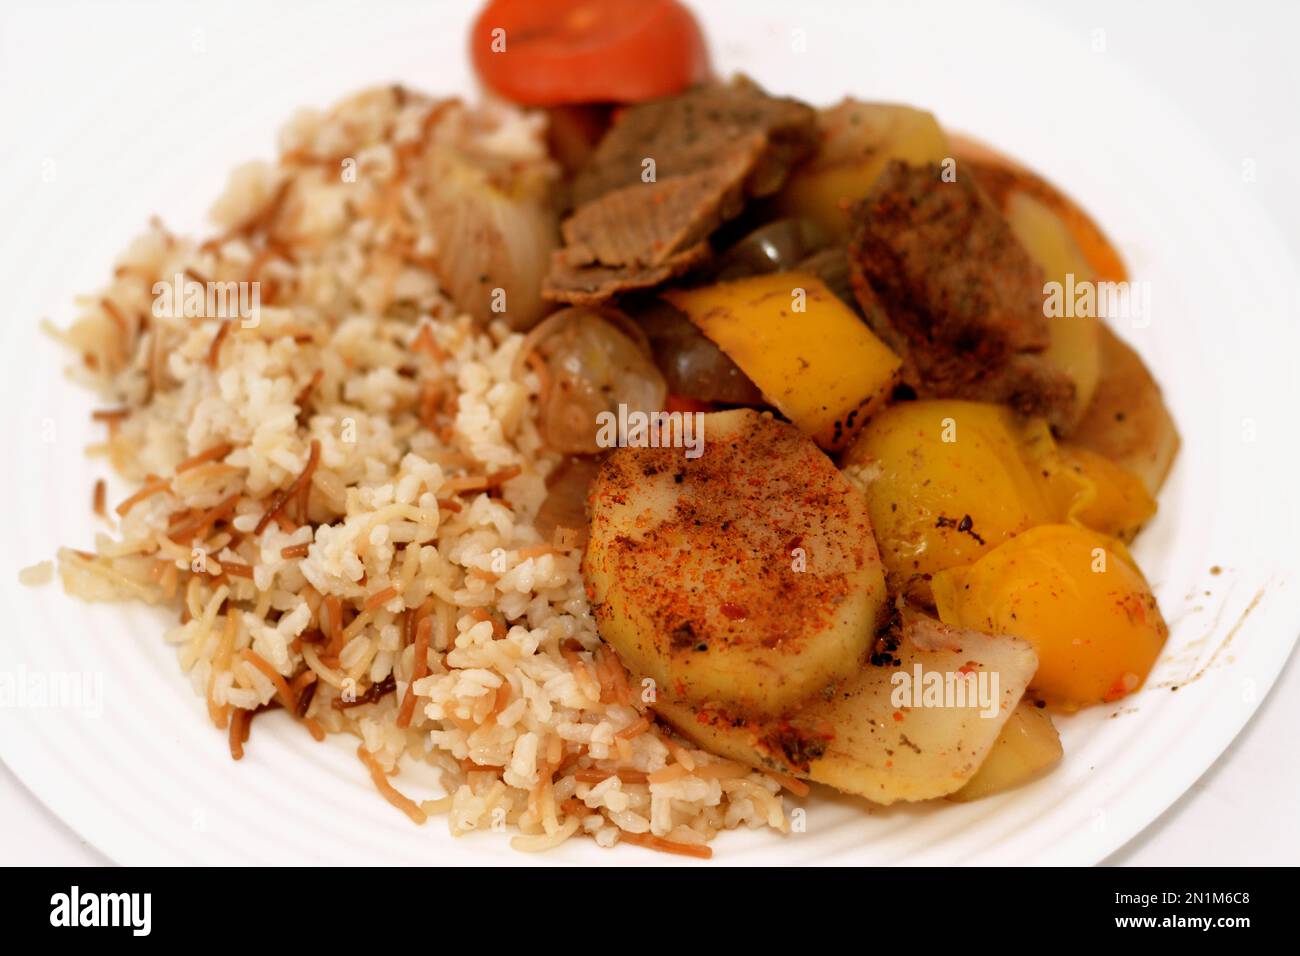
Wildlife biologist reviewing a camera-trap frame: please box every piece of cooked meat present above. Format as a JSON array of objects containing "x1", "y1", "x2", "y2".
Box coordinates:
[
  {"x1": 546, "y1": 148, "x2": 755, "y2": 302},
  {"x1": 544, "y1": 78, "x2": 818, "y2": 305},
  {"x1": 569, "y1": 78, "x2": 818, "y2": 204},
  {"x1": 847, "y1": 161, "x2": 1077, "y2": 429}
]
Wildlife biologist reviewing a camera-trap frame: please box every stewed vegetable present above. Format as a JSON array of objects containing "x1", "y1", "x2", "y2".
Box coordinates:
[
  {"x1": 470, "y1": 0, "x2": 710, "y2": 106},
  {"x1": 522, "y1": 306, "x2": 667, "y2": 453},
  {"x1": 664, "y1": 272, "x2": 901, "y2": 451},
  {"x1": 585, "y1": 409, "x2": 889, "y2": 716},
  {"x1": 932, "y1": 525, "x2": 1169, "y2": 710},
  {"x1": 630, "y1": 298, "x2": 763, "y2": 405}
]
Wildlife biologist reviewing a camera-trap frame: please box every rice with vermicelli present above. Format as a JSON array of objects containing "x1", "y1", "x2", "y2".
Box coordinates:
[{"x1": 48, "y1": 86, "x2": 789, "y2": 856}]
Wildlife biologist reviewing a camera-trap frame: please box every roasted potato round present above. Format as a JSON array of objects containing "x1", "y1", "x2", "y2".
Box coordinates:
[{"x1": 584, "y1": 408, "x2": 888, "y2": 717}]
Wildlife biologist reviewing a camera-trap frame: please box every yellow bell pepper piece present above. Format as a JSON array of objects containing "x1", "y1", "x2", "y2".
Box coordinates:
[
  {"x1": 932, "y1": 524, "x2": 1168, "y2": 710},
  {"x1": 663, "y1": 271, "x2": 901, "y2": 451}
]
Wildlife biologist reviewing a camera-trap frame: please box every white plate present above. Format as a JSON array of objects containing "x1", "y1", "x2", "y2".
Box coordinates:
[{"x1": 2, "y1": 0, "x2": 1298, "y2": 865}]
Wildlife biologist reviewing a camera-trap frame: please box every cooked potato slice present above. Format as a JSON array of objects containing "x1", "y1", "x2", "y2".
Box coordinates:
[
  {"x1": 776, "y1": 100, "x2": 951, "y2": 240},
  {"x1": 653, "y1": 614, "x2": 1038, "y2": 804},
  {"x1": 1004, "y1": 191, "x2": 1103, "y2": 425},
  {"x1": 932, "y1": 524, "x2": 1169, "y2": 710},
  {"x1": 663, "y1": 272, "x2": 900, "y2": 451},
  {"x1": 1070, "y1": 324, "x2": 1180, "y2": 495},
  {"x1": 948, "y1": 701, "x2": 1063, "y2": 802},
  {"x1": 584, "y1": 409, "x2": 888, "y2": 717}
]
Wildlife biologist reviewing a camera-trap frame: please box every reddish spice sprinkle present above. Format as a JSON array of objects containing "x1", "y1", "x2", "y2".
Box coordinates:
[{"x1": 720, "y1": 602, "x2": 747, "y2": 621}]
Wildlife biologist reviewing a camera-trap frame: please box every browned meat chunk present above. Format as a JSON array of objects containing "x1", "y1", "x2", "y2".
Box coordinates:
[
  {"x1": 847, "y1": 162, "x2": 1077, "y2": 428},
  {"x1": 548, "y1": 150, "x2": 753, "y2": 302},
  {"x1": 544, "y1": 79, "x2": 817, "y2": 305}
]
